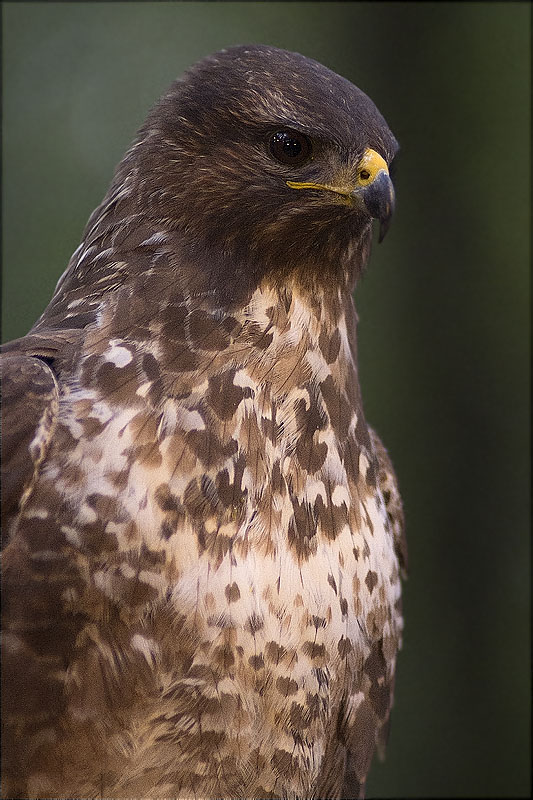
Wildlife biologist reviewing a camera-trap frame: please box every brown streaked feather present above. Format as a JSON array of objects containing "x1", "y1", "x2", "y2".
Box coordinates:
[
  {"x1": 369, "y1": 426, "x2": 408, "y2": 576},
  {"x1": 1, "y1": 350, "x2": 59, "y2": 545},
  {"x1": 338, "y1": 430, "x2": 406, "y2": 797}
]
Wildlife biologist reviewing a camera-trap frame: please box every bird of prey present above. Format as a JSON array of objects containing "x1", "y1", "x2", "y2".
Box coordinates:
[{"x1": 1, "y1": 45, "x2": 406, "y2": 799}]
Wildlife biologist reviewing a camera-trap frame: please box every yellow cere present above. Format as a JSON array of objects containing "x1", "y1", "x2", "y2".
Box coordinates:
[{"x1": 355, "y1": 148, "x2": 389, "y2": 186}]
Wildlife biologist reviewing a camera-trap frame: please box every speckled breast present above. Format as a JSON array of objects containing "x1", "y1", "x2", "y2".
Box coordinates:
[{"x1": 26, "y1": 284, "x2": 402, "y2": 797}]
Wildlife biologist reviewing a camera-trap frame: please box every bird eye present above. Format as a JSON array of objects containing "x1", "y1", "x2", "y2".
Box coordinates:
[{"x1": 269, "y1": 130, "x2": 312, "y2": 167}]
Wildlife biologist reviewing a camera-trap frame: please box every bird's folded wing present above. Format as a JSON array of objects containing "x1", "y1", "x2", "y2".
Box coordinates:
[
  {"x1": 339, "y1": 428, "x2": 407, "y2": 797},
  {"x1": 368, "y1": 426, "x2": 407, "y2": 576},
  {"x1": 0, "y1": 347, "x2": 59, "y2": 545}
]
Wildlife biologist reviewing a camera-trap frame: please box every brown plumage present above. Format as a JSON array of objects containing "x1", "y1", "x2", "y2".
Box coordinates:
[{"x1": 1, "y1": 45, "x2": 405, "y2": 799}]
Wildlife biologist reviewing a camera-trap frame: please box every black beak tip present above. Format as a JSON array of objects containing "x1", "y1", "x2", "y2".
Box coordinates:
[{"x1": 378, "y1": 214, "x2": 393, "y2": 243}]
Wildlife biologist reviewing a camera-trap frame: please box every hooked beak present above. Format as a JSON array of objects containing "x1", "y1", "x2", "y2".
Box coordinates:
[
  {"x1": 286, "y1": 147, "x2": 395, "y2": 242},
  {"x1": 353, "y1": 149, "x2": 395, "y2": 242}
]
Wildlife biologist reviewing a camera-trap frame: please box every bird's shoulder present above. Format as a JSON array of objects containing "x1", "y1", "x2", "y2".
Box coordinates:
[
  {"x1": 1, "y1": 322, "x2": 93, "y2": 545},
  {"x1": 0, "y1": 338, "x2": 63, "y2": 545}
]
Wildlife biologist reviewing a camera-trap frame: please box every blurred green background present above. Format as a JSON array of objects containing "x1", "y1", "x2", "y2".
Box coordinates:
[{"x1": 2, "y1": 2, "x2": 530, "y2": 797}]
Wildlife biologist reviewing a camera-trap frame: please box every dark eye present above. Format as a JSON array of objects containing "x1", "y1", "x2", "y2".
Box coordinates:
[{"x1": 269, "y1": 130, "x2": 312, "y2": 167}]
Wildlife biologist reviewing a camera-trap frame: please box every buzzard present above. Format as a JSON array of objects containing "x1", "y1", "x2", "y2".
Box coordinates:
[{"x1": 1, "y1": 45, "x2": 406, "y2": 799}]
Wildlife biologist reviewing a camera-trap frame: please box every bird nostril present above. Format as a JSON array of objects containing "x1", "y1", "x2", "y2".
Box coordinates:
[{"x1": 359, "y1": 169, "x2": 371, "y2": 181}]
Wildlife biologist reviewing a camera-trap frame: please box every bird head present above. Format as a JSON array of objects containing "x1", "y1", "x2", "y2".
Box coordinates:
[{"x1": 109, "y1": 45, "x2": 398, "y2": 301}]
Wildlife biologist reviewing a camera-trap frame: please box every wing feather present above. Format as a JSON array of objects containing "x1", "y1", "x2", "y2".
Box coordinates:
[
  {"x1": 368, "y1": 426, "x2": 407, "y2": 575},
  {"x1": 339, "y1": 428, "x2": 407, "y2": 797},
  {"x1": 1, "y1": 349, "x2": 59, "y2": 545}
]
